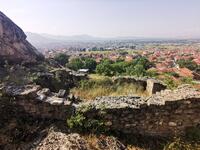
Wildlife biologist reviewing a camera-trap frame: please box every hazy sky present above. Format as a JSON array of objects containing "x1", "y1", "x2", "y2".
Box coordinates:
[{"x1": 1, "y1": 0, "x2": 200, "y2": 38}]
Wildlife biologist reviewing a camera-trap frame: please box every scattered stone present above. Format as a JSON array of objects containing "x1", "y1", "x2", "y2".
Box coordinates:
[
  {"x1": 37, "y1": 94, "x2": 47, "y2": 101},
  {"x1": 37, "y1": 88, "x2": 51, "y2": 96},
  {"x1": 146, "y1": 84, "x2": 200, "y2": 105},
  {"x1": 2, "y1": 84, "x2": 41, "y2": 97},
  {"x1": 57, "y1": 89, "x2": 66, "y2": 98},
  {"x1": 81, "y1": 96, "x2": 143, "y2": 109},
  {"x1": 45, "y1": 97, "x2": 65, "y2": 105},
  {"x1": 64, "y1": 100, "x2": 71, "y2": 106},
  {"x1": 168, "y1": 122, "x2": 177, "y2": 127}
]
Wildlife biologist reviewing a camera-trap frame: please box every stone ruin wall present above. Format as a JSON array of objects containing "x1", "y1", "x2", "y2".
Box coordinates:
[
  {"x1": 0, "y1": 84, "x2": 199, "y2": 138},
  {"x1": 0, "y1": 85, "x2": 75, "y2": 121},
  {"x1": 113, "y1": 77, "x2": 167, "y2": 95},
  {"x1": 83, "y1": 98, "x2": 200, "y2": 137}
]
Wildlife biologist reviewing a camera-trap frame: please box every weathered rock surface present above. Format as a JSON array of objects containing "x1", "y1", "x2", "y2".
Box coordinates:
[
  {"x1": 146, "y1": 79, "x2": 166, "y2": 95},
  {"x1": 33, "y1": 68, "x2": 84, "y2": 92},
  {"x1": 81, "y1": 96, "x2": 143, "y2": 109},
  {"x1": 146, "y1": 84, "x2": 200, "y2": 105},
  {"x1": 35, "y1": 130, "x2": 126, "y2": 150},
  {"x1": 0, "y1": 11, "x2": 44, "y2": 64},
  {"x1": 35, "y1": 132, "x2": 90, "y2": 150},
  {"x1": 1, "y1": 84, "x2": 74, "y2": 120}
]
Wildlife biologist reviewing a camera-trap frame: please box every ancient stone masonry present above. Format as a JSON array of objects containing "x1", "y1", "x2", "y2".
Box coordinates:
[
  {"x1": 0, "y1": 84, "x2": 199, "y2": 137},
  {"x1": 79, "y1": 85, "x2": 200, "y2": 137},
  {"x1": 1, "y1": 84, "x2": 75, "y2": 120},
  {"x1": 112, "y1": 77, "x2": 167, "y2": 95},
  {"x1": 146, "y1": 79, "x2": 167, "y2": 95}
]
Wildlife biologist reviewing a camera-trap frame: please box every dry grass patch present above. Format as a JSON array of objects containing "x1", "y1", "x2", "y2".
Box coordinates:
[{"x1": 71, "y1": 76, "x2": 147, "y2": 101}]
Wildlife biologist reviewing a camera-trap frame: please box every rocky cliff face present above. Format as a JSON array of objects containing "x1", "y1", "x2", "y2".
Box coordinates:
[{"x1": 0, "y1": 11, "x2": 44, "y2": 64}]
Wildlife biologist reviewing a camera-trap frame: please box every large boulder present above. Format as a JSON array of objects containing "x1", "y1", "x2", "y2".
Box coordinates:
[{"x1": 0, "y1": 11, "x2": 44, "y2": 64}]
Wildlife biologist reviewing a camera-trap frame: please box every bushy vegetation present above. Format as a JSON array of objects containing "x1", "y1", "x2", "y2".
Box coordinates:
[
  {"x1": 66, "y1": 56, "x2": 153, "y2": 77},
  {"x1": 163, "y1": 76, "x2": 178, "y2": 89},
  {"x1": 180, "y1": 77, "x2": 194, "y2": 85},
  {"x1": 54, "y1": 53, "x2": 69, "y2": 66},
  {"x1": 67, "y1": 112, "x2": 106, "y2": 133},
  {"x1": 96, "y1": 59, "x2": 116, "y2": 76},
  {"x1": 67, "y1": 57, "x2": 97, "y2": 72},
  {"x1": 96, "y1": 57, "x2": 153, "y2": 77},
  {"x1": 177, "y1": 59, "x2": 198, "y2": 71}
]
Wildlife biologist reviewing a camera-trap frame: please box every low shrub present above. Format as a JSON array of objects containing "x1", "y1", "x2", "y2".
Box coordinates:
[
  {"x1": 67, "y1": 112, "x2": 107, "y2": 133},
  {"x1": 180, "y1": 77, "x2": 194, "y2": 85}
]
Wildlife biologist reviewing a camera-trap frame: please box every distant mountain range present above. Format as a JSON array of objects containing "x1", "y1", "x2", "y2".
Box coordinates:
[
  {"x1": 26, "y1": 32, "x2": 169, "y2": 43},
  {"x1": 26, "y1": 32, "x2": 104, "y2": 46},
  {"x1": 26, "y1": 32, "x2": 200, "y2": 49},
  {"x1": 26, "y1": 32, "x2": 107, "y2": 49},
  {"x1": 26, "y1": 32, "x2": 146, "y2": 48}
]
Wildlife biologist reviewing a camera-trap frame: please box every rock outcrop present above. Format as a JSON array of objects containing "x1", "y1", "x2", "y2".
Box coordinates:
[{"x1": 0, "y1": 11, "x2": 44, "y2": 64}]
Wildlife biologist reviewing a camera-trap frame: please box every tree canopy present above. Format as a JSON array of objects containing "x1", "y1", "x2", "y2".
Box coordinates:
[{"x1": 54, "y1": 53, "x2": 69, "y2": 66}]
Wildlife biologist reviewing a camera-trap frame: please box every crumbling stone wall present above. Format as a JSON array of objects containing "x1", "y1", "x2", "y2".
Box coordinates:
[
  {"x1": 79, "y1": 85, "x2": 200, "y2": 137},
  {"x1": 113, "y1": 77, "x2": 166, "y2": 95},
  {"x1": 13, "y1": 97, "x2": 74, "y2": 120},
  {"x1": 1, "y1": 84, "x2": 199, "y2": 137},
  {"x1": 1, "y1": 85, "x2": 74, "y2": 120},
  {"x1": 82, "y1": 98, "x2": 200, "y2": 137},
  {"x1": 146, "y1": 79, "x2": 166, "y2": 95}
]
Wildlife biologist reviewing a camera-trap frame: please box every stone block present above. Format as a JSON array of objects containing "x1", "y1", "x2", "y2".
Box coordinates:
[{"x1": 168, "y1": 122, "x2": 177, "y2": 127}]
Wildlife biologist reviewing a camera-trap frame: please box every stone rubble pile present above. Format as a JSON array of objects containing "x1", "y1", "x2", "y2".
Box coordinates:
[
  {"x1": 146, "y1": 84, "x2": 200, "y2": 105},
  {"x1": 81, "y1": 84, "x2": 200, "y2": 110},
  {"x1": 35, "y1": 130, "x2": 126, "y2": 150},
  {"x1": 84, "y1": 96, "x2": 144, "y2": 109},
  {"x1": 35, "y1": 131, "x2": 89, "y2": 150},
  {"x1": 1, "y1": 84, "x2": 72, "y2": 106}
]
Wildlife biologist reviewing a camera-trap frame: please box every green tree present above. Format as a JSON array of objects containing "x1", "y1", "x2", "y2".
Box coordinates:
[
  {"x1": 136, "y1": 56, "x2": 153, "y2": 69},
  {"x1": 126, "y1": 64, "x2": 146, "y2": 77},
  {"x1": 54, "y1": 53, "x2": 69, "y2": 66},
  {"x1": 68, "y1": 58, "x2": 84, "y2": 71},
  {"x1": 96, "y1": 59, "x2": 113, "y2": 76},
  {"x1": 83, "y1": 58, "x2": 97, "y2": 72},
  {"x1": 177, "y1": 59, "x2": 198, "y2": 71},
  {"x1": 146, "y1": 69, "x2": 159, "y2": 77},
  {"x1": 111, "y1": 61, "x2": 130, "y2": 75},
  {"x1": 134, "y1": 64, "x2": 146, "y2": 77}
]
